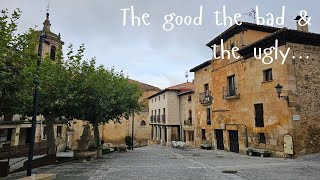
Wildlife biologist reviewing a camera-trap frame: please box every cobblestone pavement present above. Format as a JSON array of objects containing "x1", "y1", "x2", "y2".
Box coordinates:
[{"x1": 4, "y1": 145, "x2": 320, "y2": 180}]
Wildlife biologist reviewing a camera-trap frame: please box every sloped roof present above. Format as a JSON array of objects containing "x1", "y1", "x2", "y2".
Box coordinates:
[
  {"x1": 238, "y1": 28, "x2": 320, "y2": 59},
  {"x1": 206, "y1": 22, "x2": 280, "y2": 48},
  {"x1": 148, "y1": 82, "x2": 194, "y2": 99},
  {"x1": 190, "y1": 60, "x2": 212, "y2": 72},
  {"x1": 128, "y1": 79, "x2": 161, "y2": 91}
]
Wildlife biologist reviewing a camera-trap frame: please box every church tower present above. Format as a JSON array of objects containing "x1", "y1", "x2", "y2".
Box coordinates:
[{"x1": 38, "y1": 13, "x2": 64, "y2": 60}]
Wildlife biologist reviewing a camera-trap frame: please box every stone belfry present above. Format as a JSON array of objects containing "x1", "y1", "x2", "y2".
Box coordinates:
[{"x1": 38, "y1": 13, "x2": 64, "y2": 60}]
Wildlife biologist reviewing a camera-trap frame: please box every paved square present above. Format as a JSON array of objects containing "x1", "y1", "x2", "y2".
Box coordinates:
[{"x1": 5, "y1": 145, "x2": 320, "y2": 180}]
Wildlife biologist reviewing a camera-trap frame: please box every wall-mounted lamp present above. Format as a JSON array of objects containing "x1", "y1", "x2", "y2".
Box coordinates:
[{"x1": 275, "y1": 84, "x2": 289, "y2": 103}]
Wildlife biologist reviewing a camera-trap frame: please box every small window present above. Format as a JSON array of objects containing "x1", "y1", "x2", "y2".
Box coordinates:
[
  {"x1": 57, "y1": 126, "x2": 62, "y2": 137},
  {"x1": 230, "y1": 43, "x2": 235, "y2": 49},
  {"x1": 140, "y1": 120, "x2": 146, "y2": 126},
  {"x1": 188, "y1": 95, "x2": 192, "y2": 102},
  {"x1": 155, "y1": 98, "x2": 156, "y2": 102},
  {"x1": 216, "y1": 51, "x2": 221, "y2": 58},
  {"x1": 159, "y1": 96, "x2": 160, "y2": 101},
  {"x1": 206, "y1": 108, "x2": 211, "y2": 125},
  {"x1": 50, "y1": 46, "x2": 56, "y2": 60},
  {"x1": 255, "y1": 104, "x2": 264, "y2": 127},
  {"x1": 163, "y1": 94, "x2": 165, "y2": 99},
  {"x1": 202, "y1": 129, "x2": 206, "y2": 140},
  {"x1": 259, "y1": 133, "x2": 266, "y2": 144},
  {"x1": 263, "y1": 69, "x2": 273, "y2": 81}
]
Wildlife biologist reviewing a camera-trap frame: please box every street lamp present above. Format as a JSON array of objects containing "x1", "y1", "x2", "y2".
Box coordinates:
[
  {"x1": 275, "y1": 83, "x2": 289, "y2": 103},
  {"x1": 27, "y1": 30, "x2": 46, "y2": 176}
]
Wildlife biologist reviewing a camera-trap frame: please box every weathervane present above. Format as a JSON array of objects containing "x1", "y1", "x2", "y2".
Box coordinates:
[
  {"x1": 243, "y1": 8, "x2": 256, "y2": 23},
  {"x1": 185, "y1": 71, "x2": 189, "y2": 82}
]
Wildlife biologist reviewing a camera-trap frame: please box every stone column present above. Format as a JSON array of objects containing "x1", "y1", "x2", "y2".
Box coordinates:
[
  {"x1": 11, "y1": 125, "x2": 20, "y2": 146},
  {"x1": 161, "y1": 126, "x2": 166, "y2": 146},
  {"x1": 156, "y1": 126, "x2": 160, "y2": 141},
  {"x1": 153, "y1": 126, "x2": 157, "y2": 140},
  {"x1": 166, "y1": 127, "x2": 172, "y2": 146}
]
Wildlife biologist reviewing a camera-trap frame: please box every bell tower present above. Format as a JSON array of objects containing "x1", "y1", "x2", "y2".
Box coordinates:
[{"x1": 38, "y1": 13, "x2": 64, "y2": 61}]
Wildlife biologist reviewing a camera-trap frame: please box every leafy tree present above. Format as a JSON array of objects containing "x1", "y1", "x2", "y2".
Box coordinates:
[
  {"x1": 0, "y1": 9, "x2": 37, "y2": 120},
  {"x1": 65, "y1": 46, "x2": 143, "y2": 147}
]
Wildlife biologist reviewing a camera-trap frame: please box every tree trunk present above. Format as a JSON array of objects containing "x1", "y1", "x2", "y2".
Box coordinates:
[
  {"x1": 93, "y1": 118, "x2": 100, "y2": 148},
  {"x1": 45, "y1": 115, "x2": 56, "y2": 155}
]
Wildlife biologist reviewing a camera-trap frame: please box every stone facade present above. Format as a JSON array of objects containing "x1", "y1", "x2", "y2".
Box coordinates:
[
  {"x1": 190, "y1": 22, "x2": 320, "y2": 157},
  {"x1": 69, "y1": 81, "x2": 160, "y2": 149},
  {"x1": 149, "y1": 82, "x2": 194, "y2": 146},
  {"x1": 179, "y1": 91, "x2": 196, "y2": 147}
]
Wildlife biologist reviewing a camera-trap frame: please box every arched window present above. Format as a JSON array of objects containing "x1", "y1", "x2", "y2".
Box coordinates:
[
  {"x1": 50, "y1": 46, "x2": 56, "y2": 60},
  {"x1": 140, "y1": 120, "x2": 146, "y2": 127}
]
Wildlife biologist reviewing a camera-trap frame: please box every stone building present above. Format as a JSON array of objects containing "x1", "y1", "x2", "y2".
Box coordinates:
[
  {"x1": 0, "y1": 13, "x2": 67, "y2": 154},
  {"x1": 148, "y1": 82, "x2": 194, "y2": 146},
  {"x1": 190, "y1": 60, "x2": 214, "y2": 148},
  {"x1": 190, "y1": 19, "x2": 320, "y2": 157},
  {"x1": 179, "y1": 90, "x2": 196, "y2": 147},
  {"x1": 69, "y1": 80, "x2": 160, "y2": 149}
]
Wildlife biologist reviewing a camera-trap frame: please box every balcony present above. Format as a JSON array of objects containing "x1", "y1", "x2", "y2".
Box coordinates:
[
  {"x1": 153, "y1": 115, "x2": 157, "y2": 123},
  {"x1": 184, "y1": 117, "x2": 192, "y2": 126},
  {"x1": 162, "y1": 115, "x2": 166, "y2": 124},
  {"x1": 157, "y1": 115, "x2": 160, "y2": 123},
  {"x1": 150, "y1": 116, "x2": 153, "y2": 123},
  {"x1": 199, "y1": 91, "x2": 213, "y2": 105},
  {"x1": 223, "y1": 84, "x2": 240, "y2": 99}
]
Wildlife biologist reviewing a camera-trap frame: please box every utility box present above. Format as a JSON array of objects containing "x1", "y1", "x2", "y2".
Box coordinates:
[{"x1": 284, "y1": 135, "x2": 293, "y2": 154}]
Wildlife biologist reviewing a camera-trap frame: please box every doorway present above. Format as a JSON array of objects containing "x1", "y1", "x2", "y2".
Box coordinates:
[
  {"x1": 229, "y1": 130, "x2": 239, "y2": 153},
  {"x1": 215, "y1": 129, "x2": 224, "y2": 150}
]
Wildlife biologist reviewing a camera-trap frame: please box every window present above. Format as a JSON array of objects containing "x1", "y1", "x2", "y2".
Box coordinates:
[
  {"x1": 202, "y1": 129, "x2": 206, "y2": 140},
  {"x1": 189, "y1": 110, "x2": 192, "y2": 120},
  {"x1": 140, "y1": 120, "x2": 146, "y2": 126},
  {"x1": 163, "y1": 108, "x2": 166, "y2": 115},
  {"x1": 230, "y1": 43, "x2": 235, "y2": 49},
  {"x1": 163, "y1": 94, "x2": 165, "y2": 99},
  {"x1": 227, "y1": 75, "x2": 236, "y2": 96},
  {"x1": 259, "y1": 133, "x2": 266, "y2": 144},
  {"x1": 57, "y1": 126, "x2": 62, "y2": 137},
  {"x1": 152, "y1": 99, "x2": 153, "y2": 103},
  {"x1": 216, "y1": 51, "x2": 221, "y2": 58},
  {"x1": 159, "y1": 96, "x2": 160, "y2": 101},
  {"x1": 43, "y1": 126, "x2": 47, "y2": 139},
  {"x1": 189, "y1": 131, "x2": 194, "y2": 141},
  {"x1": 188, "y1": 95, "x2": 192, "y2": 102},
  {"x1": 50, "y1": 46, "x2": 56, "y2": 60},
  {"x1": 255, "y1": 104, "x2": 264, "y2": 127},
  {"x1": 263, "y1": 69, "x2": 273, "y2": 81},
  {"x1": 155, "y1": 98, "x2": 156, "y2": 102},
  {"x1": 206, "y1": 108, "x2": 211, "y2": 125}
]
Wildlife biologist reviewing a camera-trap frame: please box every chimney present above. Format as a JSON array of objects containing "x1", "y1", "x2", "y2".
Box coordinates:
[{"x1": 294, "y1": 16, "x2": 309, "y2": 32}]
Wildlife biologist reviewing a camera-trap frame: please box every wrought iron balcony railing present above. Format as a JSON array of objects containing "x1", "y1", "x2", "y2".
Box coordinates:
[
  {"x1": 157, "y1": 115, "x2": 160, "y2": 123},
  {"x1": 223, "y1": 84, "x2": 240, "y2": 99},
  {"x1": 199, "y1": 91, "x2": 213, "y2": 105}
]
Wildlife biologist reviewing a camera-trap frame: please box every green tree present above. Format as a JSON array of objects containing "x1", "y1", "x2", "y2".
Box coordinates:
[
  {"x1": 0, "y1": 9, "x2": 37, "y2": 120},
  {"x1": 65, "y1": 46, "x2": 143, "y2": 147}
]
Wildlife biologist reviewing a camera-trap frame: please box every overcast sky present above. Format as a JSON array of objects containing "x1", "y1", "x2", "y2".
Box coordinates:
[{"x1": 1, "y1": 0, "x2": 319, "y2": 89}]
